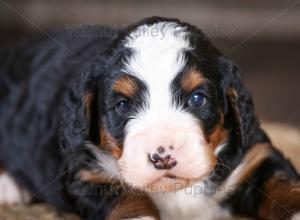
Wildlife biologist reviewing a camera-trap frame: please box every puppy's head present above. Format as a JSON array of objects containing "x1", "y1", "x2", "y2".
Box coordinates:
[{"x1": 62, "y1": 17, "x2": 259, "y2": 192}]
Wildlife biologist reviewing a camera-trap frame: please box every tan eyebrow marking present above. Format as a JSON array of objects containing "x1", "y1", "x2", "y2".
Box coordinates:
[
  {"x1": 112, "y1": 75, "x2": 138, "y2": 98},
  {"x1": 207, "y1": 114, "x2": 229, "y2": 150},
  {"x1": 181, "y1": 69, "x2": 206, "y2": 92}
]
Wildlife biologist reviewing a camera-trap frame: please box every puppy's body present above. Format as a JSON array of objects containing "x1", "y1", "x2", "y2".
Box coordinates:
[
  {"x1": 0, "y1": 17, "x2": 299, "y2": 220},
  {"x1": 0, "y1": 30, "x2": 114, "y2": 210}
]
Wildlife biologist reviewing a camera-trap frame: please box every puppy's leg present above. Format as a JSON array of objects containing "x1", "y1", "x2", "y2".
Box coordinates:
[
  {"x1": 259, "y1": 174, "x2": 300, "y2": 220},
  {"x1": 107, "y1": 192, "x2": 160, "y2": 220},
  {"x1": 69, "y1": 174, "x2": 160, "y2": 220},
  {"x1": 0, "y1": 169, "x2": 30, "y2": 205}
]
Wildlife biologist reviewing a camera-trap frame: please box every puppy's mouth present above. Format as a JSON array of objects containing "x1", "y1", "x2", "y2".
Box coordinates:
[
  {"x1": 145, "y1": 174, "x2": 195, "y2": 193},
  {"x1": 164, "y1": 174, "x2": 176, "y2": 179}
]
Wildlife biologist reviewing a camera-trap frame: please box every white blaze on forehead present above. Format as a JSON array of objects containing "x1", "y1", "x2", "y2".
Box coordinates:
[
  {"x1": 123, "y1": 22, "x2": 191, "y2": 119},
  {"x1": 118, "y1": 22, "x2": 215, "y2": 189}
]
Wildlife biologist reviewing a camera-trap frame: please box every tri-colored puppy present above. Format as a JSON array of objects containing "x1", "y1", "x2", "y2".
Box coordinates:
[{"x1": 0, "y1": 17, "x2": 299, "y2": 220}]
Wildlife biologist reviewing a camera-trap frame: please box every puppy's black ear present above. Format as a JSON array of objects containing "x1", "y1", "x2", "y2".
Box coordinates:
[
  {"x1": 59, "y1": 64, "x2": 101, "y2": 152},
  {"x1": 219, "y1": 57, "x2": 267, "y2": 149}
]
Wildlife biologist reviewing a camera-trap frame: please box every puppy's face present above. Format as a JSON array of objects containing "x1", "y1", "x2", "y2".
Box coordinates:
[{"x1": 96, "y1": 21, "x2": 228, "y2": 191}]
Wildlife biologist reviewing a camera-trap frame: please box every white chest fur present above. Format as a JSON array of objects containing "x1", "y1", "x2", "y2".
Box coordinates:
[{"x1": 148, "y1": 182, "x2": 230, "y2": 220}]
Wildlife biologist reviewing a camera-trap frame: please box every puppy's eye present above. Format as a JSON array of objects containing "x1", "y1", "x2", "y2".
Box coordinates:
[
  {"x1": 188, "y1": 92, "x2": 206, "y2": 107},
  {"x1": 115, "y1": 100, "x2": 131, "y2": 115}
]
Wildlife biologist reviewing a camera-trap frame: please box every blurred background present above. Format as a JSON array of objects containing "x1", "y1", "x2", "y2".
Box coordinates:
[{"x1": 0, "y1": 0, "x2": 299, "y2": 128}]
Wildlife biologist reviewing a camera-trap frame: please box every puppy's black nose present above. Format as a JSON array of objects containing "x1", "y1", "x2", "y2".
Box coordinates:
[{"x1": 149, "y1": 153, "x2": 177, "y2": 169}]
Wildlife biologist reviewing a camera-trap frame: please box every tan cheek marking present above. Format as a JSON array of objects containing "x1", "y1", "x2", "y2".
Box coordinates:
[
  {"x1": 181, "y1": 69, "x2": 206, "y2": 92},
  {"x1": 208, "y1": 126, "x2": 228, "y2": 150},
  {"x1": 107, "y1": 193, "x2": 160, "y2": 220},
  {"x1": 77, "y1": 169, "x2": 113, "y2": 184},
  {"x1": 112, "y1": 75, "x2": 137, "y2": 98},
  {"x1": 203, "y1": 114, "x2": 227, "y2": 170},
  {"x1": 202, "y1": 129, "x2": 218, "y2": 172},
  {"x1": 207, "y1": 114, "x2": 229, "y2": 150},
  {"x1": 205, "y1": 145, "x2": 218, "y2": 172},
  {"x1": 99, "y1": 126, "x2": 122, "y2": 159},
  {"x1": 216, "y1": 143, "x2": 271, "y2": 201},
  {"x1": 258, "y1": 173, "x2": 300, "y2": 219}
]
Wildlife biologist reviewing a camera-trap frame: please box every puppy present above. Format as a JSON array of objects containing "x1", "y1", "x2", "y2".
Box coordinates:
[{"x1": 0, "y1": 17, "x2": 299, "y2": 220}]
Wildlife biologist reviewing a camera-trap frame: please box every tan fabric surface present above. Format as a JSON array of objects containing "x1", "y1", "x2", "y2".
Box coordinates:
[{"x1": 262, "y1": 122, "x2": 300, "y2": 172}]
